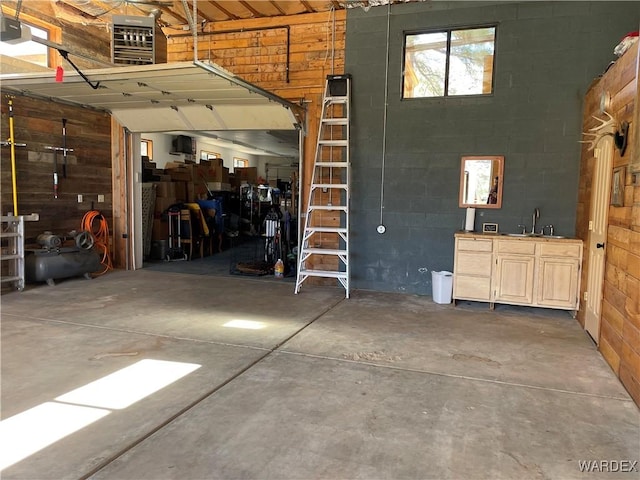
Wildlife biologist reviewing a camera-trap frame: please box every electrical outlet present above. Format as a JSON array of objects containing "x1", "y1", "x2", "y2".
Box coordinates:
[
  {"x1": 77, "y1": 194, "x2": 83, "y2": 203},
  {"x1": 97, "y1": 194, "x2": 105, "y2": 203}
]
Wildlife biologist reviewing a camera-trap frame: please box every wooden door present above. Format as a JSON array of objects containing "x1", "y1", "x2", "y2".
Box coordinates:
[{"x1": 584, "y1": 137, "x2": 613, "y2": 343}]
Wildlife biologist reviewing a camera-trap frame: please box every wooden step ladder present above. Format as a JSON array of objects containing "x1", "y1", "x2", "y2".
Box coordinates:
[{"x1": 295, "y1": 74, "x2": 351, "y2": 298}]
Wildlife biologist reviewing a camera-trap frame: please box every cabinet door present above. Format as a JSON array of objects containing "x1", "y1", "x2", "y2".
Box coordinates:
[
  {"x1": 495, "y1": 255, "x2": 535, "y2": 304},
  {"x1": 537, "y1": 257, "x2": 580, "y2": 309}
]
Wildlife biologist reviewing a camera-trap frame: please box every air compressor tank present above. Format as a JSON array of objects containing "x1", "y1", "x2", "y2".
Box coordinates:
[{"x1": 25, "y1": 248, "x2": 101, "y2": 286}]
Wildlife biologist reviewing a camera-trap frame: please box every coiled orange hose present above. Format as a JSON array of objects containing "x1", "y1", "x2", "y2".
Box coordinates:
[{"x1": 81, "y1": 210, "x2": 112, "y2": 276}]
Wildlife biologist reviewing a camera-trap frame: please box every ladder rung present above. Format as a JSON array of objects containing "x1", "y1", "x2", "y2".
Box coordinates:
[
  {"x1": 1, "y1": 276, "x2": 21, "y2": 283},
  {"x1": 325, "y1": 96, "x2": 348, "y2": 104},
  {"x1": 305, "y1": 227, "x2": 347, "y2": 234},
  {"x1": 0, "y1": 232, "x2": 20, "y2": 238},
  {"x1": 299, "y1": 269, "x2": 347, "y2": 279},
  {"x1": 315, "y1": 162, "x2": 349, "y2": 168},
  {"x1": 308, "y1": 205, "x2": 347, "y2": 211},
  {"x1": 318, "y1": 140, "x2": 348, "y2": 146},
  {"x1": 312, "y1": 184, "x2": 347, "y2": 190},
  {"x1": 0, "y1": 254, "x2": 22, "y2": 260},
  {"x1": 322, "y1": 118, "x2": 348, "y2": 125},
  {"x1": 303, "y1": 248, "x2": 347, "y2": 255}
]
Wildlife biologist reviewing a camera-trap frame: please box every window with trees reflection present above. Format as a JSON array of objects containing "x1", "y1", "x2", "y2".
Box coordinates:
[{"x1": 403, "y1": 26, "x2": 496, "y2": 98}]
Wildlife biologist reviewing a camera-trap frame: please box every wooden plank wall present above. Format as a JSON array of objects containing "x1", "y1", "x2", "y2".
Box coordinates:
[
  {"x1": 165, "y1": 10, "x2": 346, "y2": 277},
  {"x1": 576, "y1": 41, "x2": 640, "y2": 405},
  {"x1": 0, "y1": 94, "x2": 113, "y2": 251}
]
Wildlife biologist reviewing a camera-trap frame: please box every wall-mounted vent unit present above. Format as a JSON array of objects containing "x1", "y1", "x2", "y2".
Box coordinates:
[{"x1": 111, "y1": 15, "x2": 167, "y2": 65}]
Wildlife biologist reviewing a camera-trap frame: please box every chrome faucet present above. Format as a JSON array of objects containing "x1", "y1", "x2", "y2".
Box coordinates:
[{"x1": 531, "y1": 208, "x2": 540, "y2": 234}]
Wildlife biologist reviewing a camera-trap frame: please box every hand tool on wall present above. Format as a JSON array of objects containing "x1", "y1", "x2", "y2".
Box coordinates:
[
  {"x1": 44, "y1": 118, "x2": 74, "y2": 198},
  {"x1": 62, "y1": 118, "x2": 68, "y2": 178}
]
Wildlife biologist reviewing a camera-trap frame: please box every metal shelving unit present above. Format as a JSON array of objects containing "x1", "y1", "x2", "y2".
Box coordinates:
[{"x1": 1, "y1": 214, "x2": 38, "y2": 291}]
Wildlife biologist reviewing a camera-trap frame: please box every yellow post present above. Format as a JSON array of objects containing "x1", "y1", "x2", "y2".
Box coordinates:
[{"x1": 8, "y1": 97, "x2": 18, "y2": 215}]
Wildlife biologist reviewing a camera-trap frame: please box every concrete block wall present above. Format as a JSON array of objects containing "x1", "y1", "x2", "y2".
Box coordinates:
[{"x1": 345, "y1": 1, "x2": 640, "y2": 295}]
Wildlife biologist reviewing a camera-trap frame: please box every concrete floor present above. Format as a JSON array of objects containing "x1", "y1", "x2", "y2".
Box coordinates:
[{"x1": 1, "y1": 269, "x2": 639, "y2": 479}]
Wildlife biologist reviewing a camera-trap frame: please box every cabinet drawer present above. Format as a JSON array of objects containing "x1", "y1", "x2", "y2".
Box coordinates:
[
  {"x1": 455, "y1": 251, "x2": 492, "y2": 276},
  {"x1": 539, "y1": 242, "x2": 581, "y2": 258},
  {"x1": 496, "y1": 240, "x2": 536, "y2": 255},
  {"x1": 457, "y1": 238, "x2": 493, "y2": 252},
  {"x1": 454, "y1": 275, "x2": 492, "y2": 301}
]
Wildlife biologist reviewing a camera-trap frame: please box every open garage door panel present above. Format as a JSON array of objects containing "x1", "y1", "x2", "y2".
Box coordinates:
[{"x1": 0, "y1": 60, "x2": 302, "y2": 137}]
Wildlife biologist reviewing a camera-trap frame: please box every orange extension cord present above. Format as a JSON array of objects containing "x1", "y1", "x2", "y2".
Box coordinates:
[{"x1": 81, "y1": 210, "x2": 113, "y2": 276}]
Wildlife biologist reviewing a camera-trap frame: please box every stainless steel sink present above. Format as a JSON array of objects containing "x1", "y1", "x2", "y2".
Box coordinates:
[
  {"x1": 500, "y1": 233, "x2": 567, "y2": 239},
  {"x1": 500, "y1": 233, "x2": 535, "y2": 237}
]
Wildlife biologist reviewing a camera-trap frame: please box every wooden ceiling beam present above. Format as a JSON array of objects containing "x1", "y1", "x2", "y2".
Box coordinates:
[
  {"x1": 269, "y1": 1, "x2": 286, "y2": 15},
  {"x1": 160, "y1": 5, "x2": 188, "y2": 25},
  {"x1": 209, "y1": 2, "x2": 240, "y2": 20},
  {"x1": 53, "y1": 1, "x2": 99, "y2": 20},
  {"x1": 239, "y1": 0, "x2": 264, "y2": 18},
  {"x1": 184, "y1": 1, "x2": 216, "y2": 23},
  {"x1": 299, "y1": 1, "x2": 315, "y2": 13}
]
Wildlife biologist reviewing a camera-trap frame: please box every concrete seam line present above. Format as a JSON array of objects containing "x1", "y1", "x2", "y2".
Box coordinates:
[
  {"x1": 79, "y1": 296, "x2": 345, "y2": 479},
  {"x1": 277, "y1": 350, "x2": 635, "y2": 403}
]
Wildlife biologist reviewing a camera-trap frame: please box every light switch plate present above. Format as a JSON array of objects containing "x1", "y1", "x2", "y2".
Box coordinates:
[{"x1": 97, "y1": 194, "x2": 105, "y2": 203}]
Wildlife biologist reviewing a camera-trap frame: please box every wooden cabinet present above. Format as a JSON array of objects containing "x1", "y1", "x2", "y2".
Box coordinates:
[
  {"x1": 536, "y1": 242, "x2": 582, "y2": 309},
  {"x1": 495, "y1": 255, "x2": 535, "y2": 304},
  {"x1": 494, "y1": 239, "x2": 536, "y2": 305},
  {"x1": 453, "y1": 233, "x2": 583, "y2": 314},
  {"x1": 453, "y1": 237, "x2": 493, "y2": 301}
]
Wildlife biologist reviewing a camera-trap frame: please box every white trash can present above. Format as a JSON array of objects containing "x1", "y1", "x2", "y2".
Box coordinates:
[{"x1": 432, "y1": 271, "x2": 453, "y2": 304}]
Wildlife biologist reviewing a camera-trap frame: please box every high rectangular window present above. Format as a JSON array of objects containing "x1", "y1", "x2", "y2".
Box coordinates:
[{"x1": 403, "y1": 26, "x2": 496, "y2": 98}]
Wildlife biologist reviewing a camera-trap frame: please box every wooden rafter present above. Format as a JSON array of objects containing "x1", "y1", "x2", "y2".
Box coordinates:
[
  {"x1": 185, "y1": 1, "x2": 216, "y2": 23},
  {"x1": 299, "y1": 1, "x2": 315, "y2": 13},
  {"x1": 210, "y1": 2, "x2": 240, "y2": 20},
  {"x1": 239, "y1": 0, "x2": 263, "y2": 18},
  {"x1": 53, "y1": 1, "x2": 99, "y2": 20},
  {"x1": 160, "y1": 5, "x2": 188, "y2": 25},
  {"x1": 269, "y1": 0, "x2": 286, "y2": 15}
]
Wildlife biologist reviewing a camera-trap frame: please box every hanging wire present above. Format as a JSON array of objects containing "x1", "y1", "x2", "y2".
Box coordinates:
[{"x1": 379, "y1": 2, "x2": 391, "y2": 226}]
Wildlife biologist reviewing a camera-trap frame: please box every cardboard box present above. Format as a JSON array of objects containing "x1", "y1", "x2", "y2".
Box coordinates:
[
  {"x1": 152, "y1": 218, "x2": 168, "y2": 240},
  {"x1": 195, "y1": 161, "x2": 226, "y2": 183},
  {"x1": 186, "y1": 182, "x2": 195, "y2": 202},
  {"x1": 207, "y1": 182, "x2": 231, "y2": 192},
  {"x1": 235, "y1": 167, "x2": 258, "y2": 184},
  {"x1": 154, "y1": 197, "x2": 177, "y2": 214},
  {"x1": 174, "y1": 181, "x2": 187, "y2": 201},
  {"x1": 166, "y1": 167, "x2": 193, "y2": 182},
  {"x1": 155, "y1": 181, "x2": 176, "y2": 198}
]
